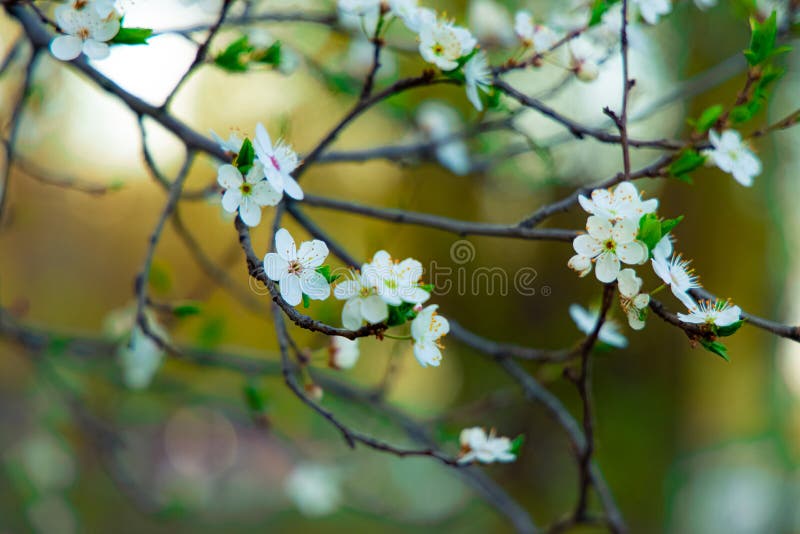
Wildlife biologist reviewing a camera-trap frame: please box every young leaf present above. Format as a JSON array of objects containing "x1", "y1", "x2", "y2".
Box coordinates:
[
  {"x1": 699, "y1": 339, "x2": 730, "y2": 361},
  {"x1": 254, "y1": 41, "x2": 282, "y2": 65},
  {"x1": 589, "y1": 0, "x2": 621, "y2": 26},
  {"x1": 694, "y1": 104, "x2": 724, "y2": 133},
  {"x1": 509, "y1": 435, "x2": 525, "y2": 456},
  {"x1": 669, "y1": 150, "x2": 706, "y2": 179},
  {"x1": 660, "y1": 216, "x2": 684, "y2": 236},
  {"x1": 111, "y1": 27, "x2": 153, "y2": 45},
  {"x1": 235, "y1": 138, "x2": 255, "y2": 171},
  {"x1": 315, "y1": 265, "x2": 337, "y2": 284},
  {"x1": 172, "y1": 303, "x2": 202, "y2": 318},
  {"x1": 638, "y1": 213, "x2": 662, "y2": 251},
  {"x1": 243, "y1": 382, "x2": 267, "y2": 414},
  {"x1": 744, "y1": 11, "x2": 780, "y2": 65},
  {"x1": 715, "y1": 319, "x2": 745, "y2": 337},
  {"x1": 214, "y1": 35, "x2": 254, "y2": 72},
  {"x1": 302, "y1": 293, "x2": 311, "y2": 309}
]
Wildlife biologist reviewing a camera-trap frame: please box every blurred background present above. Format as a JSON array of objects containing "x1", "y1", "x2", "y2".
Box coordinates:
[{"x1": 1, "y1": 0, "x2": 799, "y2": 532}]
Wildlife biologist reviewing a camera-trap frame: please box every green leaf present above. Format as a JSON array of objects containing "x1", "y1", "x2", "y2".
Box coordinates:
[
  {"x1": 589, "y1": 0, "x2": 620, "y2": 26},
  {"x1": 197, "y1": 316, "x2": 225, "y2": 349},
  {"x1": 509, "y1": 435, "x2": 525, "y2": 456},
  {"x1": 172, "y1": 303, "x2": 202, "y2": 318},
  {"x1": 419, "y1": 283, "x2": 434, "y2": 293},
  {"x1": 148, "y1": 261, "x2": 172, "y2": 294},
  {"x1": 387, "y1": 302, "x2": 417, "y2": 327},
  {"x1": 715, "y1": 319, "x2": 745, "y2": 337},
  {"x1": 694, "y1": 104, "x2": 724, "y2": 133},
  {"x1": 243, "y1": 382, "x2": 267, "y2": 413},
  {"x1": 235, "y1": 138, "x2": 255, "y2": 170},
  {"x1": 638, "y1": 213, "x2": 662, "y2": 251},
  {"x1": 302, "y1": 293, "x2": 311, "y2": 309},
  {"x1": 111, "y1": 27, "x2": 153, "y2": 45},
  {"x1": 315, "y1": 265, "x2": 338, "y2": 284},
  {"x1": 254, "y1": 41, "x2": 282, "y2": 66},
  {"x1": 214, "y1": 35, "x2": 254, "y2": 72},
  {"x1": 669, "y1": 150, "x2": 706, "y2": 179},
  {"x1": 699, "y1": 339, "x2": 730, "y2": 361},
  {"x1": 660, "y1": 215, "x2": 684, "y2": 236},
  {"x1": 744, "y1": 11, "x2": 781, "y2": 65}
]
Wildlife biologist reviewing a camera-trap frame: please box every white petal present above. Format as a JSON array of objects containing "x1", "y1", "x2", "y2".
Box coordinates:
[
  {"x1": 360, "y1": 295, "x2": 389, "y2": 324},
  {"x1": 611, "y1": 218, "x2": 638, "y2": 244},
  {"x1": 238, "y1": 198, "x2": 262, "y2": 227},
  {"x1": 298, "y1": 240, "x2": 329, "y2": 268},
  {"x1": 250, "y1": 181, "x2": 282, "y2": 206},
  {"x1": 599, "y1": 326, "x2": 628, "y2": 348},
  {"x1": 334, "y1": 280, "x2": 361, "y2": 300},
  {"x1": 595, "y1": 252, "x2": 620, "y2": 283},
  {"x1": 586, "y1": 216, "x2": 612, "y2": 240},
  {"x1": 402, "y1": 286, "x2": 431, "y2": 304},
  {"x1": 50, "y1": 35, "x2": 83, "y2": 61},
  {"x1": 279, "y1": 274, "x2": 303, "y2": 306},
  {"x1": 616, "y1": 268, "x2": 641, "y2": 298},
  {"x1": 396, "y1": 258, "x2": 423, "y2": 284},
  {"x1": 274, "y1": 228, "x2": 297, "y2": 261},
  {"x1": 263, "y1": 253, "x2": 289, "y2": 281},
  {"x1": 616, "y1": 241, "x2": 647, "y2": 265},
  {"x1": 674, "y1": 288, "x2": 697, "y2": 310},
  {"x1": 217, "y1": 164, "x2": 243, "y2": 189},
  {"x1": 342, "y1": 298, "x2": 363, "y2": 330},
  {"x1": 220, "y1": 189, "x2": 242, "y2": 213},
  {"x1": 82, "y1": 40, "x2": 110, "y2": 60},
  {"x1": 300, "y1": 270, "x2": 331, "y2": 301},
  {"x1": 573, "y1": 235, "x2": 603, "y2": 258},
  {"x1": 413, "y1": 342, "x2": 442, "y2": 368},
  {"x1": 254, "y1": 122, "x2": 273, "y2": 154},
  {"x1": 92, "y1": 19, "x2": 120, "y2": 42},
  {"x1": 282, "y1": 174, "x2": 304, "y2": 200}
]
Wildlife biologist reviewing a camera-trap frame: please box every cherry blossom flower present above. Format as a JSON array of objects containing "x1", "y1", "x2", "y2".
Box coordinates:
[
  {"x1": 634, "y1": 0, "x2": 672, "y2": 25},
  {"x1": 118, "y1": 326, "x2": 165, "y2": 390},
  {"x1": 617, "y1": 268, "x2": 650, "y2": 330},
  {"x1": 88, "y1": 0, "x2": 116, "y2": 18},
  {"x1": 411, "y1": 304, "x2": 449, "y2": 368},
  {"x1": 50, "y1": 3, "x2": 120, "y2": 61},
  {"x1": 417, "y1": 102, "x2": 470, "y2": 175},
  {"x1": 329, "y1": 337, "x2": 360, "y2": 370},
  {"x1": 569, "y1": 304, "x2": 628, "y2": 348},
  {"x1": 651, "y1": 251, "x2": 700, "y2": 310},
  {"x1": 705, "y1": 129, "x2": 761, "y2": 187},
  {"x1": 578, "y1": 182, "x2": 658, "y2": 223},
  {"x1": 363, "y1": 250, "x2": 430, "y2": 306},
  {"x1": 569, "y1": 37, "x2": 601, "y2": 82},
  {"x1": 217, "y1": 162, "x2": 281, "y2": 227},
  {"x1": 210, "y1": 130, "x2": 242, "y2": 155},
  {"x1": 263, "y1": 228, "x2": 330, "y2": 306},
  {"x1": 393, "y1": 3, "x2": 435, "y2": 33},
  {"x1": 571, "y1": 216, "x2": 648, "y2": 283},
  {"x1": 333, "y1": 269, "x2": 389, "y2": 330},
  {"x1": 457, "y1": 427, "x2": 516, "y2": 464},
  {"x1": 253, "y1": 123, "x2": 304, "y2": 200},
  {"x1": 514, "y1": 11, "x2": 558, "y2": 51},
  {"x1": 284, "y1": 463, "x2": 341, "y2": 517},
  {"x1": 463, "y1": 50, "x2": 491, "y2": 111},
  {"x1": 678, "y1": 300, "x2": 742, "y2": 328},
  {"x1": 469, "y1": 0, "x2": 515, "y2": 47},
  {"x1": 418, "y1": 19, "x2": 476, "y2": 71}
]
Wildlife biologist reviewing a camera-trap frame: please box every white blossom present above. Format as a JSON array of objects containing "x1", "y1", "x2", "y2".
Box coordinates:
[
  {"x1": 284, "y1": 463, "x2": 341, "y2": 517},
  {"x1": 514, "y1": 11, "x2": 558, "y2": 51},
  {"x1": 393, "y1": 3, "x2": 435, "y2": 33},
  {"x1": 118, "y1": 326, "x2": 165, "y2": 389},
  {"x1": 334, "y1": 269, "x2": 389, "y2": 330},
  {"x1": 617, "y1": 268, "x2": 650, "y2": 330},
  {"x1": 411, "y1": 304, "x2": 449, "y2": 368},
  {"x1": 634, "y1": 0, "x2": 672, "y2": 25},
  {"x1": 569, "y1": 304, "x2": 628, "y2": 348},
  {"x1": 469, "y1": 0, "x2": 515, "y2": 47},
  {"x1": 569, "y1": 37, "x2": 601, "y2": 82},
  {"x1": 50, "y1": 3, "x2": 120, "y2": 61},
  {"x1": 363, "y1": 250, "x2": 430, "y2": 306},
  {"x1": 417, "y1": 102, "x2": 470, "y2": 175},
  {"x1": 463, "y1": 50, "x2": 491, "y2": 111},
  {"x1": 578, "y1": 182, "x2": 658, "y2": 223},
  {"x1": 418, "y1": 19, "x2": 476, "y2": 71},
  {"x1": 253, "y1": 123, "x2": 304, "y2": 200},
  {"x1": 678, "y1": 300, "x2": 741, "y2": 328},
  {"x1": 458, "y1": 427, "x2": 516, "y2": 464},
  {"x1": 217, "y1": 162, "x2": 281, "y2": 227},
  {"x1": 263, "y1": 228, "x2": 331, "y2": 306},
  {"x1": 651, "y1": 251, "x2": 700, "y2": 310},
  {"x1": 571, "y1": 216, "x2": 648, "y2": 283},
  {"x1": 705, "y1": 129, "x2": 761, "y2": 187},
  {"x1": 329, "y1": 337, "x2": 360, "y2": 370},
  {"x1": 210, "y1": 130, "x2": 242, "y2": 154}
]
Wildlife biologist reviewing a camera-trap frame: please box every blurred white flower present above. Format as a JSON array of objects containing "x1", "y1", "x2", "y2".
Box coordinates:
[
  {"x1": 417, "y1": 102, "x2": 470, "y2": 175},
  {"x1": 469, "y1": 0, "x2": 515, "y2": 47},
  {"x1": 463, "y1": 50, "x2": 492, "y2": 111},
  {"x1": 329, "y1": 337, "x2": 360, "y2": 369},
  {"x1": 705, "y1": 129, "x2": 761, "y2": 187},
  {"x1": 418, "y1": 19, "x2": 476, "y2": 71},
  {"x1": 344, "y1": 37, "x2": 397, "y2": 78},
  {"x1": 119, "y1": 325, "x2": 165, "y2": 390},
  {"x1": 210, "y1": 130, "x2": 242, "y2": 154},
  {"x1": 569, "y1": 37, "x2": 601, "y2": 82},
  {"x1": 285, "y1": 463, "x2": 341, "y2": 517},
  {"x1": 694, "y1": 0, "x2": 717, "y2": 9},
  {"x1": 634, "y1": 0, "x2": 672, "y2": 25},
  {"x1": 514, "y1": 11, "x2": 558, "y2": 51},
  {"x1": 569, "y1": 304, "x2": 628, "y2": 348},
  {"x1": 458, "y1": 427, "x2": 516, "y2": 464}
]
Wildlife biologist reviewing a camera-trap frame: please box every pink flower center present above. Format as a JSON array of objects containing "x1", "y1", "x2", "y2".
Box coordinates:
[
  {"x1": 287, "y1": 260, "x2": 302, "y2": 275},
  {"x1": 269, "y1": 155, "x2": 281, "y2": 171}
]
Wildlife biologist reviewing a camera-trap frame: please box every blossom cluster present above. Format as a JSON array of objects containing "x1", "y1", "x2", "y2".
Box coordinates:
[
  {"x1": 568, "y1": 181, "x2": 741, "y2": 343},
  {"x1": 49, "y1": 0, "x2": 121, "y2": 61}
]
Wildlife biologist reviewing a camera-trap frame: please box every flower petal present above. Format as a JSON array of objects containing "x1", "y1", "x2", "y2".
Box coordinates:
[
  {"x1": 413, "y1": 342, "x2": 442, "y2": 368},
  {"x1": 282, "y1": 174, "x2": 304, "y2": 200},
  {"x1": 342, "y1": 298, "x2": 363, "y2": 330},
  {"x1": 616, "y1": 241, "x2": 647, "y2": 265},
  {"x1": 238, "y1": 198, "x2": 262, "y2": 227},
  {"x1": 220, "y1": 189, "x2": 241, "y2": 213},
  {"x1": 298, "y1": 239, "x2": 329, "y2": 268},
  {"x1": 334, "y1": 279, "x2": 361, "y2": 300},
  {"x1": 250, "y1": 181, "x2": 282, "y2": 206},
  {"x1": 279, "y1": 274, "x2": 302, "y2": 306},
  {"x1": 50, "y1": 35, "x2": 83, "y2": 61},
  {"x1": 595, "y1": 252, "x2": 620, "y2": 283},
  {"x1": 218, "y1": 164, "x2": 243, "y2": 189},
  {"x1": 360, "y1": 295, "x2": 389, "y2": 324},
  {"x1": 300, "y1": 270, "x2": 331, "y2": 301},
  {"x1": 611, "y1": 218, "x2": 637, "y2": 244},
  {"x1": 263, "y1": 253, "x2": 288, "y2": 281},
  {"x1": 274, "y1": 228, "x2": 297, "y2": 261},
  {"x1": 82, "y1": 40, "x2": 110, "y2": 60},
  {"x1": 586, "y1": 216, "x2": 612, "y2": 240},
  {"x1": 573, "y1": 235, "x2": 603, "y2": 258}
]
